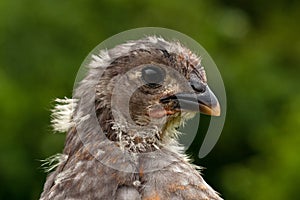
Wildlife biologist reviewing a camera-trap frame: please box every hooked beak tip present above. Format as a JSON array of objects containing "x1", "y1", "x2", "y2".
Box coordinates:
[{"x1": 200, "y1": 101, "x2": 221, "y2": 116}]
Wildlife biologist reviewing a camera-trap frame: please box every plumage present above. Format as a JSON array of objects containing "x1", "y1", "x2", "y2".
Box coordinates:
[{"x1": 40, "y1": 36, "x2": 222, "y2": 200}]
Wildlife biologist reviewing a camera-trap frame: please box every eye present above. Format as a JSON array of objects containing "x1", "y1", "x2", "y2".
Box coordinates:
[
  {"x1": 141, "y1": 65, "x2": 165, "y2": 87},
  {"x1": 190, "y1": 70, "x2": 206, "y2": 93}
]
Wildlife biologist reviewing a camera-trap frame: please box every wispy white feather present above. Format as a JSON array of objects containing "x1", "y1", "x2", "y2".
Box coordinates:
[
  {"x1": 40, "y1": 153, "x2": 68, "y2": 173},
  {"x1": 51, "y1": 97, "x2": 78, "y2": 132}
]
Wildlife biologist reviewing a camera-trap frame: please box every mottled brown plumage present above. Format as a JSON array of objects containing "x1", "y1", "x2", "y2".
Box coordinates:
[{"x1": 40, "y1": 36, "x2": 222, "y2": 200}]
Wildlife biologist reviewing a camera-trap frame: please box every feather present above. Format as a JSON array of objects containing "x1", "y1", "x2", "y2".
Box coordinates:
[{"x1": 51, "y1": 97, "x2": 78, "y2": 133}]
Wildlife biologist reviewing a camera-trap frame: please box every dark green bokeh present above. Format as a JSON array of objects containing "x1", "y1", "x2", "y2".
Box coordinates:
[{"x1": 0, "y1": 0, "x2": 299, "y2": 199}]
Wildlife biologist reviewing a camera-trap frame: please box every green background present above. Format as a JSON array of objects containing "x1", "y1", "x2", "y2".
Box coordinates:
[{"x1": 0, "y1": 0, "x2": 299, "y2": 199}]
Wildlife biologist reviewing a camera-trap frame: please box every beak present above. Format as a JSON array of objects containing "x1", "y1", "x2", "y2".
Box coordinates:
[{"x1": 160, "y1": 86, "x2": 221, "y2": 116}]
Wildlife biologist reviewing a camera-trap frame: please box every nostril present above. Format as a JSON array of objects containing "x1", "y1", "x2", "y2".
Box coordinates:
[{"x1": 190, "y1": 80, "x2": 206, "y2": 93}]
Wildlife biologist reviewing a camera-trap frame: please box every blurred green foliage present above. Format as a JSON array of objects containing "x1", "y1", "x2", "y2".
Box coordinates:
[{"x1": 0, "y1": 0, "x2": 299, "y2": 199}]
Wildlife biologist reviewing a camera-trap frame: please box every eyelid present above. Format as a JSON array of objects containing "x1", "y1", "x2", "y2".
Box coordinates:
[{"x1": 191, "y1": 67, "x2": 207, "y2": 83}]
